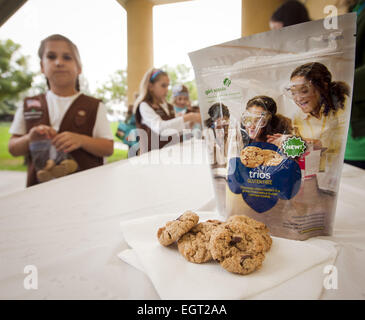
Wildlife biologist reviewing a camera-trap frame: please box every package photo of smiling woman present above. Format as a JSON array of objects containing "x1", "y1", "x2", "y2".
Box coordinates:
[{"x1": 189, "y1": 14, "x2": 356, "y2": 240}]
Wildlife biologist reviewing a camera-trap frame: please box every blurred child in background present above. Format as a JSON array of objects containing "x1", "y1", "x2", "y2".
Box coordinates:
[
  {"x1": 8, "y1": 34, "x2": 113, "y2": 186},
  {"x1": 134, "y1": 68, "x2": 201, "y2": 154},
  {"x1": 172, "y1": 84, "x2": 202, "y2": 136}
]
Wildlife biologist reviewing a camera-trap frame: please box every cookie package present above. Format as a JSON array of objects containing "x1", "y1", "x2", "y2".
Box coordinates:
[
  {"x1": 29, "y1": 139, "x2": 78, "y2": 183},
  {"x1": 189, "y1": 14, "x2": 356, "y2": 240}
]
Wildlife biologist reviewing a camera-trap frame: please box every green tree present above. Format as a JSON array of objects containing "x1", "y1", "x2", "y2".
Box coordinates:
[
  {"x1": 0, "y1": 39, "x2": 34, "y2": 116},
  {"x1": 95, "y1": 69, "x2": 127, "y2": 106}
]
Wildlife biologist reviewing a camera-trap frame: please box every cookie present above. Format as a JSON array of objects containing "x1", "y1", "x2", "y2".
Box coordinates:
[
  {"x1": 177, "y1": 219, "x2": 223, "y2": 263},
  {"x1": 240, "y1": 146, "x2": 264, "y2": 168},
  {"x1": 157, "y1": 211, "x2": 199, "y2": 246},
  {"x1": 50, "y1": 164, "x2": 68, "y2": 178},
  {"x1": 261, "y1": 149, "x2": 283, "y2": 166},
  {"x1": 60, "y1": 159, "x2": 78, "y2": 174},
  {"x1": 219, "y1": 252, "x2": 265, "y2": 275},
  {"x1": 36, "y1": 170, "x2": 53, "y2": 183},
  {"x1": 43, "y1": 159, "x2": 56, "y2": 171},
  {"x1": 209, "y1": 221, "x2": 267, "y2": 275},
  {"x1": 227, "y1": 215, "x2": 272, "y2": 252}
]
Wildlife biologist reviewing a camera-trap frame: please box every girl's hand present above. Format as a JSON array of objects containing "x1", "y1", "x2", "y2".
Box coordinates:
[
  {"x1": 184, "y1": 112, "x2": 201, "y2": 124},
  {"x1": 52, "y1": 131, "x2": 84, "y2": 153},
  {"x1": 266, "y1": 133, "x2": 289, "y2": 147},
  {"x1": 28, "y1": 125, "x2": 57, "y2": 141},
  {"x1": 305, "y1": 138, "x2": 322, "y2": 150}
]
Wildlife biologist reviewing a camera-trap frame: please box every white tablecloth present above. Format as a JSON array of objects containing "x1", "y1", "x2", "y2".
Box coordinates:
[{"x1": 0, "y1": 139, "x2": 364, "y2": 299}]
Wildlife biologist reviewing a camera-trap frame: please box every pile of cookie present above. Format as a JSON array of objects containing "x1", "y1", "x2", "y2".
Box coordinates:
[
  {"x1": 36, "y1": 159, "x2": 78, "y2": 183},
  {"x1": 157, "y1": 211, "x2": 272, "y2": 275},
  {"x1": 240, "y1": 146, "x2": 283, "y2": 168}
]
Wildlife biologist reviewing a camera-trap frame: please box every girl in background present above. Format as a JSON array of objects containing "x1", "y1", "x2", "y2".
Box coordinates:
[
  {"x1": 134, "y1": 68, "x2": 201, "y2": 154},
  {"x1": 269, "y1": 0, "x2": 310, "y2": 30},
  {"x1": 8, "y1": 34, "x2": 113, "y2": 186},
  {"x1": 172, "y1": 84, "x2": 190, "y2": 116},
  {"x1": 172, "y1": 84, "x2": 202, "y2": 136}
]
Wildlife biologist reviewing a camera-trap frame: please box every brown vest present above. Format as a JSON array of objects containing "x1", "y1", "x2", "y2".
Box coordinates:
[
  {"x1": 23, "y1": 93, "x2": 103, "y2": 187},
  {"x1": 135, "y1": 102, "x2": 181, "y2": 154}
]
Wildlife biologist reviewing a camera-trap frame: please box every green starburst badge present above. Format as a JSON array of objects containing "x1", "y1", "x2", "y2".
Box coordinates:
[{"x1": 282, "y1": 136, "x2": 306, "y2": 158}]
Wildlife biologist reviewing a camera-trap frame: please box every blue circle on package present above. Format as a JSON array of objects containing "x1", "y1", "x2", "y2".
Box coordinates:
[{"x1": 227, "y1": 142, "x2": 301, "y2": 213}]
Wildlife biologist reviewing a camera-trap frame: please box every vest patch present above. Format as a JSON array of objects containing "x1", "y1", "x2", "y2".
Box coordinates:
[
  {"x1": 26, "y1": 99, "x2": 41, "y2": 109},
  {"x1": 24, "y1": 109, "x2": 43, "y2": 120},
  {"x1": 74, "y1": 109, "x2": 88, "y2": 127},
  {"x1": 78, "y1": 110, "x2": 86, "y2": 117},
  {"x1": 24, "y1": 99, "x2": 43, "y2": 120}
]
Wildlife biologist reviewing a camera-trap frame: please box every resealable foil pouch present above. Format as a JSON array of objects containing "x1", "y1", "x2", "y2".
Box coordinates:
[{"x1": 189, "y1": 14, "x2": 356, "y2": 240}]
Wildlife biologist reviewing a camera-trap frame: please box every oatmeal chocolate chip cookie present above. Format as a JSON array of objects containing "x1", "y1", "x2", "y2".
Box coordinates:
[
  {"x1": 60, "y1": 159, "x2": 78, "y2": 174},
  {"x1": 157, "y1": 211, "x2": 199, "y2": 246},
  {"x1": 240, "y1": 146, "x2": 264, "y2": 168},
  {"x1": 177, "y1": 219, "x2": 223, "y2": 263},
  {"x1": 261, "y1": 149, "x2": 283, "y2": 166},
  {"x1": 227, "y1": 215, "x2": 272, "y2": 252},
  {"x1": 220, "y1": 252, "x2": 265, "y2": 275},
  {"x1": 43, "y1": 159, "x2": 56, "y2": 171},
  {"x1": 209, "y1": 221, "x2": 267, "y2": 275},
  {"x1": 36, "y1": 169, "x2": 53, "y2": 183},
  {"x1": 50, "y1": 164, "x2": 68, "y2": 178}
]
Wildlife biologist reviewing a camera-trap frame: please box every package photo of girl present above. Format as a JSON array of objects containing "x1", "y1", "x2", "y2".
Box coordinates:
[
  {"x1": 240, "y1": 95, "x2": 293, "y2": 146},
  {"x1": 270, "y1": 62, "x2": 350, "y2": 192}
]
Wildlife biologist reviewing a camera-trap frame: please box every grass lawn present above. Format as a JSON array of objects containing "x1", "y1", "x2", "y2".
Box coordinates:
[
  {"x1": 108, "y1": 121, "x2": 129, "y2": 163},
  {"x1": 0, "y1": 121, "x2": 128, "y2": 171},
  {"x1": 0, "y1": 122, "x2": 26, "y2": 171}
]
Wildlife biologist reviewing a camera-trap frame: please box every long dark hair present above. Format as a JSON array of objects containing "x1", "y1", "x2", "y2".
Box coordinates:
[
  {"x1": 205, "y1": 103, "x2": 230, "y2": 128},
  {"x1": 290, "y1": 62, "x2": 350, "y2": 116},
  {"x1": 245, "y1": 96, "x2": 292, "y2": 141},
  {"x1": 271, "y1": 0, "x2": 310, "y2": 27}
]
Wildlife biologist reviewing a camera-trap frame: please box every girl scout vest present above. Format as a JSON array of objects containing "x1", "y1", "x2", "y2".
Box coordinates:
[
  {"x1": 135, "y1": 102, "x2": 180, "y2": 154},
  {"x1": 23, "y1": 93, "x2": 103, "y2": 187}
]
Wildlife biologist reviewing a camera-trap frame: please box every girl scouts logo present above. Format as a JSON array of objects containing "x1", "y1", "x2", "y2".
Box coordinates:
[
  {"x1": 223, "y1": 78, "x2": 231, "y2": 87},
  {"x1": 282, "y1": 136, "x2": 306, "y2": 158}
]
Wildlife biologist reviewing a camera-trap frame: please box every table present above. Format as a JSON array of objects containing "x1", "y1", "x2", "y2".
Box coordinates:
[{"x1": 0, "y1": 139, "x2": 364, "y2": 299}]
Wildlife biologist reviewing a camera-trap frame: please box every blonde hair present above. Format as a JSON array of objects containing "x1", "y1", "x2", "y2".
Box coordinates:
[
  {"x1": 133, "y1": 67, "x2": 168, "y2": 112},
  {"x1": 38, "y1": 34, "x2": 82, "y2": 91}
]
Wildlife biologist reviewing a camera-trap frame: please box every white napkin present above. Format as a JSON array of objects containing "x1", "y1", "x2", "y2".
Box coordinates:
[{"x1": 119, "y1": 212, "x2": 338, "y2": 300}]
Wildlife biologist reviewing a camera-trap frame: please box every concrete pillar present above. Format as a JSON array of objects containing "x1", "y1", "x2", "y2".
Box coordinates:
[
  {"x1": 241, "y1": 0, "x2": 285, "y2": 36},
  {"x1": 125, "y1": 0, "x2": 154, "y2": 104}
]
